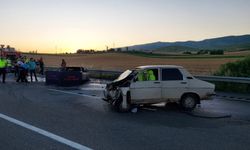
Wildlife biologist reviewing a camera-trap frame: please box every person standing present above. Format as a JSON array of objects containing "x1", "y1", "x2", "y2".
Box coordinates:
[
  {"x1": 22, "y1": 61, "x2": 29, "y2": 83},
  {"x1": 14, "y1": 59, "x2": 18, "y2": 77},
  {"x1": 28, "y1": 58, "x2": 38, "y2": 82},
  {"x1": 6, "y1": 58, "x2": 12, "y2": 73},
  {"x1": 15, "y1": 58, "x2": 23, "y2": 79},
  {"x1": 61, "y1": 59, "x2": 67, "y2": 71},
  {"x1": 39, "y1": 57, "x2": 44, "y2": 75},
  {"x1": 16, "y1": 59, "x2": 28, "y2": 83},
  {"x1": 0, "y1": 56, "x2": 8, "y2": 83}
]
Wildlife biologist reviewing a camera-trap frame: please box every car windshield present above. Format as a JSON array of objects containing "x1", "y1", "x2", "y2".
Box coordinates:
[{"x1": 114, "y1": 70, "x2": 132, "y2": 82}]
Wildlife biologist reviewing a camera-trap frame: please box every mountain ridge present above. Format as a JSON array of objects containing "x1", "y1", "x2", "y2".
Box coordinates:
[{"x1": 123, "y1": 34, "x2": 250, "y2": 52}]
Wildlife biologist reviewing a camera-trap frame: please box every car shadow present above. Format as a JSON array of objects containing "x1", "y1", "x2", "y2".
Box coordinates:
[{"x1": 110, "y1": 103, "x2": 235, "y2": 129}]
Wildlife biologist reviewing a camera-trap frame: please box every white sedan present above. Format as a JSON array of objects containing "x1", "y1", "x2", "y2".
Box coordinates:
[{"x1": 103, "y1": 65, "x2": 215, "y2": 112}]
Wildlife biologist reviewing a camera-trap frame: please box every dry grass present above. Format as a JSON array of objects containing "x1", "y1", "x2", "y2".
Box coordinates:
[{"x1": 25, "y1": 52, "x2": 241, "y2": 75}]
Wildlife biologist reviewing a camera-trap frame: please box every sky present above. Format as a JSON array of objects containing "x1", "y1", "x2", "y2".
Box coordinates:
[{"x1": 0, "y1": 0, "x2": 250, "y2": 53}]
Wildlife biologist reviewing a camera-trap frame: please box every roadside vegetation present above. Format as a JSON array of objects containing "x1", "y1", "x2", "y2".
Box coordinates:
[
  {"x1": 215, "y1": 56, "x2": 250, "y2": 77},
  {"x1": 214, "y1": 56, "x2": 250, "y2": 93}
]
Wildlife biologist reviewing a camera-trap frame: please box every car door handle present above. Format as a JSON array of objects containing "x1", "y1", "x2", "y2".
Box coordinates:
[
  {"x1": 181, "y1": 82, "x2": 187, "y2": 84},
  {"x1": 154, "y1": 82, "x2": 161, "y2": 84}
]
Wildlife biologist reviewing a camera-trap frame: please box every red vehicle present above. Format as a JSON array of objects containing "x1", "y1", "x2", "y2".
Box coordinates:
[
  {"x1": 0, "y1": 46, "x2": 21, "y2": 72},
  {"x1": 1, "y1": 45, "x2": 21, "y2": 61}
]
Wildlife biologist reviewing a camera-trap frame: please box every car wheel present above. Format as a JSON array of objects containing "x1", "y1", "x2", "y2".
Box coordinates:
[{"x1": 180, "y1": 94, "x2": 198, "y2": 111}]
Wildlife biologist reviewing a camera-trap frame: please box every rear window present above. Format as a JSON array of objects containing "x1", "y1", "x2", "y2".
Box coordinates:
[{"x1": 162, "y1": 68, "x2": 183, "y2": 81}]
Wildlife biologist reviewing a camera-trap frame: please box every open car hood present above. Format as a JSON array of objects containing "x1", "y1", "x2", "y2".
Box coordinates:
[
  {"x1": 113, "y1": 70, "x2": 133, "y2": 82},
  {"x1": 108, "y1": 70, "x2": 136, "y2": 88}
]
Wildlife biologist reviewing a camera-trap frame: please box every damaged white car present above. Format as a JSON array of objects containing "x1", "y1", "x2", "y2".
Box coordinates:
[{"x1": 103, "y1": 65, "x2": 215, "y2": 112}]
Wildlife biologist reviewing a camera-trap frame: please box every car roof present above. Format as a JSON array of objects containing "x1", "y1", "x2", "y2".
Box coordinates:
[{"x1": 136, "y1": 65, "x2": 184, "y2": 69}]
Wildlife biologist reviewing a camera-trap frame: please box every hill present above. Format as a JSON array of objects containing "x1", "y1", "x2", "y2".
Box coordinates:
[{"x1": 124, "y1": 34, "x2": 250, "y2": 52}]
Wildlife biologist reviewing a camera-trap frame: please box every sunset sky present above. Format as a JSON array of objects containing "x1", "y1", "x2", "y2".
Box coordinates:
[{"x1": 1, "y1": 0, "x2": 250, "y2": 53}]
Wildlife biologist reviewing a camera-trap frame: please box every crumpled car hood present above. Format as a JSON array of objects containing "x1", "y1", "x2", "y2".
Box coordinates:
[{"x1": 107, "y1": 70, "x2": 136, "y2": 88}]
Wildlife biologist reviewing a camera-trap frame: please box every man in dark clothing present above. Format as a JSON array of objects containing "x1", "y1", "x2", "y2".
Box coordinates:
[
  {"x1": 39, "y1": 57, "x2": 44, "y2": 75},
  {"x1": 16, "y1": 60, "x2": 29, "y2": 83}
]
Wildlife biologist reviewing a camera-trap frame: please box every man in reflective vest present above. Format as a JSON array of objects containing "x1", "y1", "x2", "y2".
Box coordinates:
[
  {"x1": 6, "y1": 58, "x2": 12, "y2": 73},
  {"x1": 147, "y1": 70, "x2": 156, "y2": 81},
  {"x1": 0, "y1": 56, "x2": 8, "y2": 83},
  {"x1": 137, "y1": 71, "x2": 145, "y2": 81}
]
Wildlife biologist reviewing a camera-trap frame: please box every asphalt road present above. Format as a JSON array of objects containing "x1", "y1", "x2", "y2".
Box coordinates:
[{"x1": 0, "y1": 79, "x2": 250, "y2": 150}]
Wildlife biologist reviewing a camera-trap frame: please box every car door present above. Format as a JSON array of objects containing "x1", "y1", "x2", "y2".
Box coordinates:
[
  {"x1": 130, "y1": 68, "x2": 162, "y2": 104},
  {"x1": 161, "y1": 68, "x2": 188, "y2": 101}
]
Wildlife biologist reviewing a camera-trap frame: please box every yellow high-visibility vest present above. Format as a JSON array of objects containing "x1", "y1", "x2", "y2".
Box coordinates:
[
  {"x1": 147, "y1": 70, "x2": 156, "y2": 81},
  {"x1": 0, "y1": 59, "x2": 7, "y2": 68},
  {"x1": 137, "y1": 72, "x2": 144, "y2": 81}
]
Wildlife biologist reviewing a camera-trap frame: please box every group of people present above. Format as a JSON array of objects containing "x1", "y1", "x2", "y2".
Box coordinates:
[
  {"x1": 0, "y1": 55, "x2": 44, "y2": 83},
  {"x1": 0, "y1": 56, "x2": 70, "y2": 83}
]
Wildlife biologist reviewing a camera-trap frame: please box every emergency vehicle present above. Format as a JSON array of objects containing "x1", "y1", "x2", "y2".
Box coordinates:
[{"x1": 0, "y1": 45, "x2": 21, "y2": 72}]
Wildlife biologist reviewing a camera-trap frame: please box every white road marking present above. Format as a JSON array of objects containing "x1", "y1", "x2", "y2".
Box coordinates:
[
  {"x1": 80, "y1": 87, "x2": 104, "y2": 91},
  {"x1": 0, "y1": 113, "x2": 92, "y2": 150},
  {"x1": 48, "y1": 89, "x2": 101, "y2": 99},
  {"x1": 88, "y1": 83, "x2": 106, "y2": 87}
]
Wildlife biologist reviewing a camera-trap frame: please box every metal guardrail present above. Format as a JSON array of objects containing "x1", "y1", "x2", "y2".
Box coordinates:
[
  {"x1": 87, "y1": 69, "x2": 122, "y2": 75},
  {"x1": 195, "y1": 75, "x2": 250, "y2": 84}
]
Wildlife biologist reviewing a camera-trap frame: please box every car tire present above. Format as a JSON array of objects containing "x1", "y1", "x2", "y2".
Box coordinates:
[{"x1": 180, "y1": 94, "x2": 198, "y2": 111}]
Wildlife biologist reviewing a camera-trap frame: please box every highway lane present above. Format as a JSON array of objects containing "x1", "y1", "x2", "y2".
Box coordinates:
[
  {"x1": 0, "y1": 118, "x2": 73, "y2": 150},
  {"x1": 0, "y1": 81, "x2": 250, "y2": 150}
]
